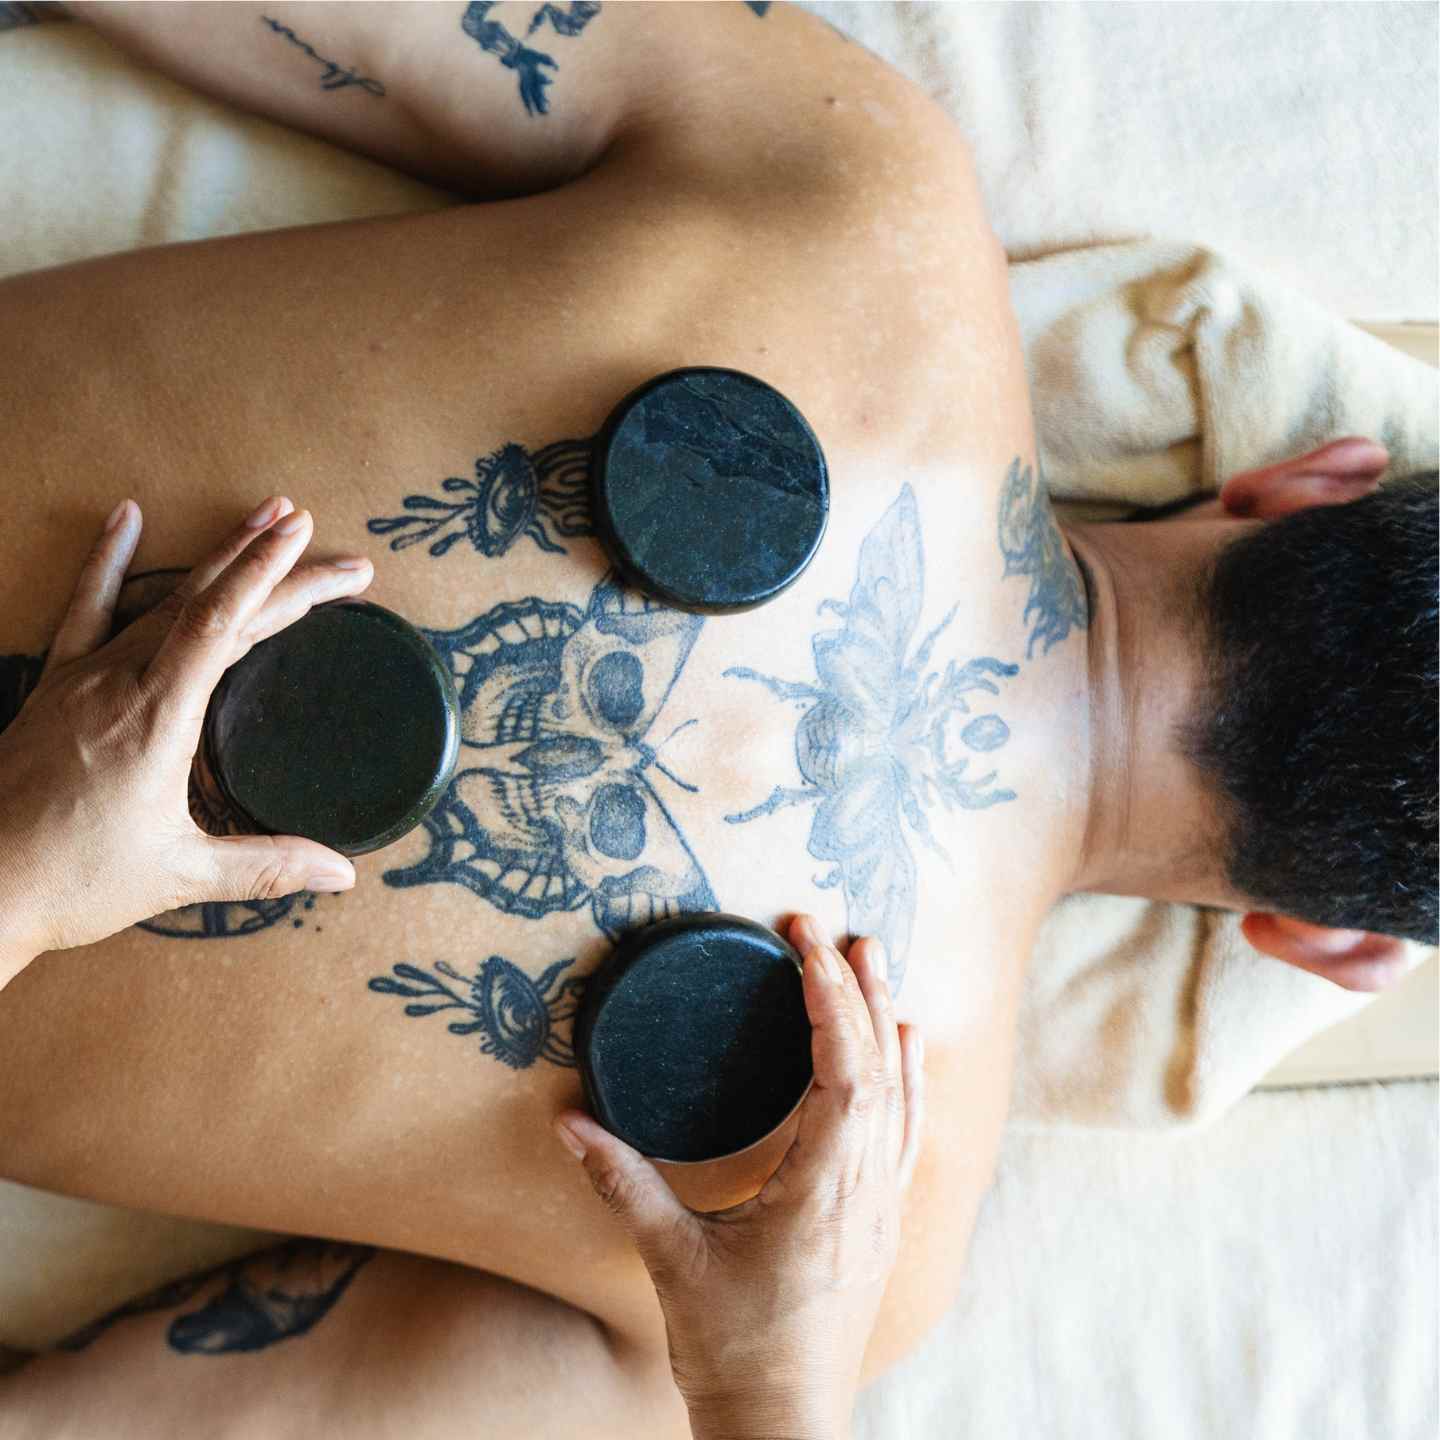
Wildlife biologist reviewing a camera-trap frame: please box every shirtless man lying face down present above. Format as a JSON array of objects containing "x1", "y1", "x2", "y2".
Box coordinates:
[{"x1": 0, "y1": 2, "x2": 1434, "y2": 1434}]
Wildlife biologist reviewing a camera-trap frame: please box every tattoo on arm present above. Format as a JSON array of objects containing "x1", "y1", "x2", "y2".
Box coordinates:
[
  {"x1": 259, "y1": 14, "x2": 385, "y2": 96},
  {"x1": 998, "y1": 456, "x2": 1089, "y2": 657},
  {"x1": 370, "y1": 953, "x2": 584, "y2": 1069},
  {"x1": 368, "y1": 438, "x2": 593, "y2": 558},
  {"x1": 0, "y1": 2, "x2": 65, "y2": 31},
  {"x1": 57, "y1": 1241, "x2": 375, "y2": 1355},
  {"x1": 459, "y1": 0, "x2": 601, "y2": 118},
  {"x1": 724, "y1": 484, "x2": 1018, "y2": 992}
]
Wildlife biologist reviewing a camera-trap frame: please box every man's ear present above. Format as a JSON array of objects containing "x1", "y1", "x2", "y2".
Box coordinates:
[
  {"x1": 1241, "y1": 912, "x2": 1411, "y2": 992},
  {"x1": 1221, "y1": 437, "x2": 1389, "y2": 520}
]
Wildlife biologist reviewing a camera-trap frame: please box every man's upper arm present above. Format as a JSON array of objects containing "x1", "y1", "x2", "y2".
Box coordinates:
[{"x1": 62, "y1": 1, "x2": 939, "y2": 205}]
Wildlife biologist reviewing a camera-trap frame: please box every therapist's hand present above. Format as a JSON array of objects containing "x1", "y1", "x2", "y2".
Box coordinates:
[
  {"x1": 554, "y1": 914, "x2": 925, "y2": 1440},
  {"x1": 0, "y1": 496, "x2": 373, "y2": 983}
]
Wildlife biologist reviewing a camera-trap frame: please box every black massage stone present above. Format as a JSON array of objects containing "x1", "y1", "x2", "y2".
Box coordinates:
[
  {"x1": 592, "y1": 367, "x2": 829, "y2": 613},
  {"x1": 575, "y1": 913, "x2": 814, "y2": 1163},
  {"x1": 204, "y1": 600, "x2": 460, "y2": 856}
]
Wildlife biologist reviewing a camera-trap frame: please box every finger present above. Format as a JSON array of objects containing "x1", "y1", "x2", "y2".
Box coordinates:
[
  {"x1": 181, "y1": 495, "x2": 294, "y2": 597},
  {"x1": 554, "y1": 1110, "x2": 701, "y2": 1280},
  {"x1": 848, "y1": 935, "x2": 900, "y2": 1082},
  {"x1": 142, "y1": 509, "x2": 314, "y2": 717},
  {"x1": 896, "y1": 1025, "x2": 925, "y2": 1192},
  {"x1": 194, "y1": 832, "x2": 355, "y2": 903},
  {"x1": 239, "y1": 555, "x2": 374, "y2": 647},
  {"x1": 107, "y1": 496, "x2": 294, "y2": 668},
  {"x1": 791, "y1": 922, "x2": 876, "y2": 1096},
  {"x1": 43, "y1": 499, "x2": 143, "y2": 674}
]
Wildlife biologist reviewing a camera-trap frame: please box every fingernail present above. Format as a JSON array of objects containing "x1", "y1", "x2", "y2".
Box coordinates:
[
  {"x1": 273, "y1": 509, "x2": 309, "y2": 537},
  {"x1": 305, "y1": 865, "x2": 353, "y2": 892},
  {"x1": 330, "y1": 556, "x2": 372, "y2": 571},
  {"x1": 554, "y1": 1121, "x2": 587, "y2": 1161},
  {"x1": 814, "y1": 945, "x2": 843, "y2": 984},
  {"x1": 245, "y1": 496, "x2": 284, "y2": 528},
  {"x1": 104, "y1": 498, "x2": 133, "y2": 533}
]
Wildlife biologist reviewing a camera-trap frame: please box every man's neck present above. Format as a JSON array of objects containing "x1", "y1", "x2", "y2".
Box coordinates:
[{"x1": 1060, "y1": 518, "x2": 1231, "y2": 907}]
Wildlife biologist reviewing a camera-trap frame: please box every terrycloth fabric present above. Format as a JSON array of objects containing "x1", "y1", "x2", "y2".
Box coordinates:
[
  {"x1": 802, "y1": 0, "x2": 1439, "y2": 322},
  {"x1": 855, "y1": 1079, "x2": 1439, "y2": 1440}
]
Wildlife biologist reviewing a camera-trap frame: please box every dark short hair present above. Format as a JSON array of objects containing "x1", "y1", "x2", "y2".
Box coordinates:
[{"x1": 1184, "y1": 475, "x2": 1438, "y2": 944}]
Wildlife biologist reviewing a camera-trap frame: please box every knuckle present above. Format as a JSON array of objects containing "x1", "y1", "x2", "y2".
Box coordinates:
[
  {"x1": 588, "y1": 1163, "x2": 630, "y2": 1212},
  {"x1": 245, "y1": 854, "x2": 292, "y2": 902},
  {"x1": 174, "y1": 594, "x2": 235, "y2": 644}
]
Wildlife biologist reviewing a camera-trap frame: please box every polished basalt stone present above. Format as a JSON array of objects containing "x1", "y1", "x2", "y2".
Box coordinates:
[
  {"x1": 204, "y1": 600, "x2": 460, "y2": 856},
  {"x1": 592, "y1": 367, "x2": 829, "y2": 614},
  {"x1": 575, "y1": 913, "x2": 814, "y2": 1163}
]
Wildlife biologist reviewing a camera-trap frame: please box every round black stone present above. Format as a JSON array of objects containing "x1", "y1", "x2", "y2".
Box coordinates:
[
  {"x1": 575, "y1": 913, "x2": 814, "y2": 1163},
  {"x1": 204, "y1": 601, "x2": 460, "y2": 856},
  {"x1": 592, "y1": 367, "x2": 829, "y2": 614}
]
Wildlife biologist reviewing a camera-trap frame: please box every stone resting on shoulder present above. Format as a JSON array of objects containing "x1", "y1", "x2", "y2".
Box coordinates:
[{"x1": 0, "y1": 3, "x2": 1434, "y2": 1436}]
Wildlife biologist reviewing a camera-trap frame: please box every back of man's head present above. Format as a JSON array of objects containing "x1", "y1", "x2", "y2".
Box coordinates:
[{"x1": 1185, "y1": 475, "x2": 1438, "y2": 944}]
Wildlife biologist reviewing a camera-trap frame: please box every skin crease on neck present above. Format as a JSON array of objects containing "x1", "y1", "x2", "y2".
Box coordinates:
[{"x1": 1061, "y1": 501, "x2": 1258, "y2": 911}]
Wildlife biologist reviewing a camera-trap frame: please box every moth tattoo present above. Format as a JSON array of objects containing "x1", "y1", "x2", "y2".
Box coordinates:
[
  {"x1": 384, "y1": 575, "x2": 716, "y2": 938},
  {"x1": 368, "y1": 439, "x2": 593, "y2": 560},
  {"x1": 369, "y1": 953, "x2": 583, "y2": 1069},
  {"x1": 725, "y1": 485, "x2": 1018, "y2": 991}
]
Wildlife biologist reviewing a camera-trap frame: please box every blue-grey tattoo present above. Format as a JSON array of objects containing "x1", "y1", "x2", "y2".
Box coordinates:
[
  {"x1": 461, "y1": 0, "x2": 601, "y2": 117},
  {"x1": 57, "y1": 1241, "x2": 375, "y2": 1355},
  {"x1": 384, "y1": 576, "x2": 715, "y2": 937},
  {"x1": 260, "y1": 15, "x2": 386, "y2": 95},
  {"x1": 998, "y1": 457, "x2": 1089, "y2": 658},
  {"x1": 724, "y1": 485, "x2": 1017, "y2": 991},
  {"x1": 368, "y1": 439, "x2": 593, "y2": 558},
  {"x1": 370, "y1": 953, "x2": 583, "y2": 1069},
  {"x1": 743, "y1": 1, "x2": 773, "y2": 14}
]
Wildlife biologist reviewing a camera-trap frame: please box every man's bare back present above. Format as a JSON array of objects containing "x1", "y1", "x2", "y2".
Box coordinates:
[{"x1": 0, "y1": 3, "x2": 1089, "y2": 1428}]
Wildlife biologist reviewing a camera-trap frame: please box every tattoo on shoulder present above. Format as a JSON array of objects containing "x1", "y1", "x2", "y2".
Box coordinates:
[
  {"x1": 57, "y1": 1241, "x2": 375, "y2": 1356},
  {"x1": 998, "y1": 456, "x2": 1089, "y2": 658},
  {"x1": 260, "y1": 14, "x2": 386, "y2": 96},
  {"x1": 0, "y1": 2, "x2": 65, "y2": 31},
  {"x1": 368, "y1": 438, "x2": 593, "y2": 559},
  {"x1": 385, "y1": 574, "x2": 716, "y2": 937},
  {"x1": 460, "y1": 0, "x2": 601, "y2": 118},
  {"x1": 370, "y1": 953, "x2": 584, "y2": 1069},
  {"x1": 724, "y1": 484, "x2": 1018, "y2": 992}
]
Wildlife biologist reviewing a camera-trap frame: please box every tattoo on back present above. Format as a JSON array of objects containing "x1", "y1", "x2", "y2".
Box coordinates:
[
  {"x1": 998, "y1": 457, "x2": 1089, "y2": 657},
  {"x1": 368, "y1": 438, "x2": 593, "y2": 559},
  {"x1": 370, "y1": 953, "x2": 583, "y2": 1069},
  {"x1": 385, "y1": 575, "x2": 716, "y2": 938},
  {"x1": 260, "y1": 15, "x2": 386, "y2": 96},
  {"x1": 57, "y1": 1241, "x2": 375, "y2": 1356},
  {"x1": 724, "y1": 485, "x2": 1018, "y2": 992}
]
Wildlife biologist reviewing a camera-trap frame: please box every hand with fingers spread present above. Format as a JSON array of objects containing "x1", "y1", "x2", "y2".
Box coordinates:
[
  {"x1": 555, "y1": 914, "x2": 925, "y2": 1440},
  {"x1": 0, "y1": 495, "x2": 375, "y2": 986}
]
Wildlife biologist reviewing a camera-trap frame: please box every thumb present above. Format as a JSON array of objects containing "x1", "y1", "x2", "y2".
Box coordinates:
[
  {"x1": 193, "y1": 833, "x2": 356, "y2": 903},
  {"x1": 555, "y1": 1110, "x2": 699, "y2": 1281}
]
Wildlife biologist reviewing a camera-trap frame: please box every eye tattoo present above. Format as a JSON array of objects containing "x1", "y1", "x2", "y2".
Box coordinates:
[
  {"x1": 368, "y1": 438, "x2": 593, "y2": 559},
  {"x1": 369, "y1": 953, "x2": 584, "y2": 1070}
]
